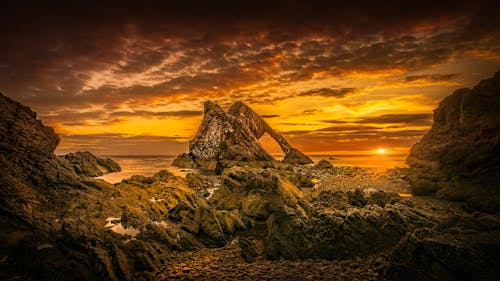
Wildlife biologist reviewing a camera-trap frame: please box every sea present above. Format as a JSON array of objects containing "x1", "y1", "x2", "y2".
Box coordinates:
[{"x1": 95, "y1": 154, "x2": 408, "y2": 184}]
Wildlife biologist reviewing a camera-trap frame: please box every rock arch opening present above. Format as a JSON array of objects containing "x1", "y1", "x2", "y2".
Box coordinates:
[{"x1": 258, "y1": 132, "x2": 285, "y2": 159}]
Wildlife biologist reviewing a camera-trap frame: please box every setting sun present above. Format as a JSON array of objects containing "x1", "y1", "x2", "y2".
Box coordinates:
[{"x1": 376, "y1": 148, "x2": 387, "y2": 154}]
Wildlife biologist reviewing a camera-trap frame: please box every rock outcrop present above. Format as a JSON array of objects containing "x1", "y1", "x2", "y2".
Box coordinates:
[
  {"x1": 263, "y1": 189, "x2": 434, "y2": 260},
  {"x1": 0, "y1": 93, "x2": 245, "y2": 280},
  {"x1": 406, "y1": 71, "x2": 500, "y2": 211},
  {"x1": 173, "y1": 101, "x2": 312, "y2": 169},
  {"x1": 0, "y1": 93, "x2": 77, "y2": 223},
  {"x1": 60, "y1": 151, "x2": 121, "y2": 177},
  {"x1": 382, "y1": 213, "x2": 500, "y2": 281},
  {"x1": 210, "y1": 166, "x2": 306, "y2": 221}
]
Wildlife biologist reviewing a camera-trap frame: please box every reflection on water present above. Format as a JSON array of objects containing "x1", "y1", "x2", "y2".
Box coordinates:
[
  {"x1": 104, "y1": 216, "x2": 141, "y2": 237},
  {"x1": 96, "y1": 154, "x2": 407, "y2": 184}
]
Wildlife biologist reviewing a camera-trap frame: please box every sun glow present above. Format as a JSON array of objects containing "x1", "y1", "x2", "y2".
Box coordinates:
[{"x1": 376, "y1": 148, "x2": 387, "y2": 154}]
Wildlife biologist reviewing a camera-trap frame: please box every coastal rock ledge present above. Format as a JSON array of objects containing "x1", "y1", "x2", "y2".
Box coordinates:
[{"x1": 173, "y1": 101, "x2": 313, "y2": 169}]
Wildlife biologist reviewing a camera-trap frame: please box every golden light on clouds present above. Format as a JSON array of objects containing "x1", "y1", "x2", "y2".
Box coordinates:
[{"x1": 1, "y1": 1, "x2": 499, "y2": 155}]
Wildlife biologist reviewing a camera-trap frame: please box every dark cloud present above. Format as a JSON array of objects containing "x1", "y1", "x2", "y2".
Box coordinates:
[
  {"x1": 38, "y1": 109, "x2": 201, "y2": 127},
  {"x1": 61, "y1": 121, "x2": 92, "y2": 126},
  {"x1": 321, "y1": 120, "x2": 349, "y2": 124},
  {"x1": 315, "y1": 125, "x2": 378, "y2": 132},
  {"x1": 56, "y1": 133, "x2": 187, "y2": 155},
  {"x1": 405, "y1": 73, "x2": 458, "y2": 82},
  {"x1": 284, "y1": 128, "x2": 428, "y2": 152},
  {"x1": 0, "y1": 0, "x2": 499, "y2": 154},
  {"x1": 110, "y1": 110, "x2": 202, "y2": 118},
  {"x1": 278, "y1": 123, "x2": 319, "y2": 126},
  {"x1": 357, "y1": 114, "x2": 433, "y2": 125},
  {"x1": 1, "y1": 0, "x2": 498, "y2": 112},
  {"x1": 321, "y1": 114, "x2": 433, "y2": 126},
  {"x1": 298, "y1": 88, "x2": 357, "y2": 98},
  {"x1": 301, "y1": 109, "x2": 322, "y2": 115},
  {"x1": 281, "y1": 130, "x2": 312, "y2": 136},
  {"x1": 261, "y1": 114, "x2": 280, "y2": 118}
]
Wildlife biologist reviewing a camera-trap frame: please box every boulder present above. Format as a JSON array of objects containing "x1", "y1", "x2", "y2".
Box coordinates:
[
  {"x1": 239, "y1": 237, "x2": 259, "y2": 263},
  {"x1": 173, "y1": 100, "x2": 312, "y2": 169},
  {"x1": 210, "y1": 166, "x2": 305, "y2": 220},
  {"x1": 313, "y1": 159, "x2": 334, "y2": 170},
  {"x1": 172, "y1": 153, "x2": 199, "y2": 168},
  {"x1": 406, "y1": 71, "x2": 500, "y2": 211},
  {"x1": 60, "y1": 151, "x2": 121, "y2": 177}
]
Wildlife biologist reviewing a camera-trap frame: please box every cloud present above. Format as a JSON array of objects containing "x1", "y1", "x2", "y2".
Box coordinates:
[
  {"x1": 110, "y1": 110, "x2": 202, "y2": 118},
  {"x1": 261, "y1": 114, "x2": 281, "y2": 118},
  {"x1": 278, "y1": 122, "x2": 320, "y2": 126},
  {"x1": 298, "y1": 88, "x2": 357, "y2": 98},
  {"x1": 357, "y1": 114, "x2": 433, "y2": 125},
  {"x1": 56, "y1": 133, "x2": 187, "y2": 155},
  {"x1": 320, "y1": 120, "x2": 349, "y2": 124},
  {"x1": 301, "y1": 109, "x2": 322, "y2": 115},
  {"x1": 0, "y1": 1, "x2": 498, "y2": 154},
  {"x1": 1, "y1": 0, "x2": 498, "y2": 112},
  {"x1": 284, "y1": 128, "x2": 428, "y2": 152},
  {"x1": 315, "y1": 125, "x2": 378, "y2": 132},
  {"x1": 321, "y1": 113, "x2": 433, "y2": 126},
  {"x1": 404, "y1": 73, "x2": 457, "y2": 82}
]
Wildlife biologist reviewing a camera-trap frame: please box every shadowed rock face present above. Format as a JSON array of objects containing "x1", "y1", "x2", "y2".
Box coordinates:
[
  {"x1": 174, "y1": 101, "x2": 312, "y2": 169},
  {"x1": 406, "y1": 71, "x2": 500, "y2": 210}
]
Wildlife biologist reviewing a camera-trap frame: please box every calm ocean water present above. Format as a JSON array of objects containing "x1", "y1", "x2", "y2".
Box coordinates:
[{"x1": 95, "y1": 154, "x2": 407, "y2": 184}]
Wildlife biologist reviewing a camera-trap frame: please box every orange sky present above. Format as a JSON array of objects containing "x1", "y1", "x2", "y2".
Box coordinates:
[{"x1": 1, "y1": 1, "x2": 499, "y2": 155}]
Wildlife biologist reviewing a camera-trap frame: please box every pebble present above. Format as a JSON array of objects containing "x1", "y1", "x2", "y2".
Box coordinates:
[{"x1": 157, "y1": 238, "x2": 386, "y2": 280}]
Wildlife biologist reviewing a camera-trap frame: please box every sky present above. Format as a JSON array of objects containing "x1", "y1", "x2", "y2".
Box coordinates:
[{"x1": 1, "y1": 1, "x2": 499, "y2": 155}]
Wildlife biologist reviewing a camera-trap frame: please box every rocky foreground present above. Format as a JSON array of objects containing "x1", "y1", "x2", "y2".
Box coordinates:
[
  {"x1": 1, "y1": 71, "x2": 500, "y2": 281},
  {"x1": 158, "y1": 237, "x2": 386, "y2": 281}
]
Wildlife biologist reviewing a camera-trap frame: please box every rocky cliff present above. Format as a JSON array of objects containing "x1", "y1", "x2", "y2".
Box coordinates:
[
  {"x1": 407, "y1": 71, "x2": 500, "y2": 211},
  {"x1": 0, "y1": 93, "x2": 77, "y2": 223},
  {"x1": 173, "y1": 101, "x2": 312, "y2": 169}
]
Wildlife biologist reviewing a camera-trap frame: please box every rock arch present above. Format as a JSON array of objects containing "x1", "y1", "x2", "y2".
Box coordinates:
[{"x1": 173, "y1": 100, "x2": 313, "y2": 169}]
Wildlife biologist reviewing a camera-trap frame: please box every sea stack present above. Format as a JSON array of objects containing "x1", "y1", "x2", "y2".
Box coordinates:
[{"x1": 173, "y1": 100, "x2": 313, "y2": 169}]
